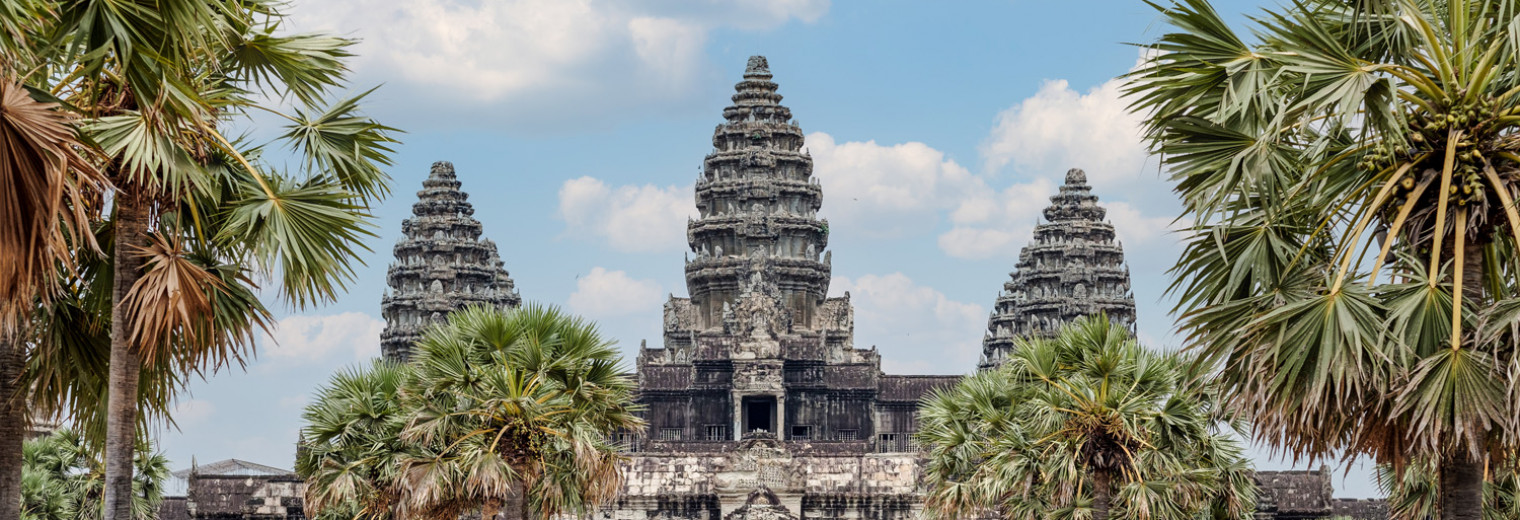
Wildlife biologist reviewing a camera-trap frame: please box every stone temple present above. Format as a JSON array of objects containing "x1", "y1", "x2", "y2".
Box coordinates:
[
  {"x1": 978, "y1": 167, "x2": 1138, "y2": 369},
  {"x1": 605, "y1": 56, "x2": 961, "y2": 520},
  {"x1": 598, "y1": 57, "x2": 1387, "y2": 520},
  {"x1": 154, "y1": 56, "x2": 1388, "y2": 520},
  {"x1": 379, "y1": 161, "x2": 521, "y2": 361}
]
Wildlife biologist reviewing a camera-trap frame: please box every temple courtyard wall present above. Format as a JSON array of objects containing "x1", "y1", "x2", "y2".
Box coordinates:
[{"x1": 601, "y1": 440, "x2": 923, "y2": 520}]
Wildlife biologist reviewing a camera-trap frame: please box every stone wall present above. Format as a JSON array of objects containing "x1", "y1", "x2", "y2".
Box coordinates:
[
  {"x1": 1330, "y1": 498, "x2": 1388, "y2": 520},
  {"x1": 171, "y1": 474, "x2": 306, "y2": 520},
  {"x1": 603, "y1": 436, "x2": 923, "y2": 520}
]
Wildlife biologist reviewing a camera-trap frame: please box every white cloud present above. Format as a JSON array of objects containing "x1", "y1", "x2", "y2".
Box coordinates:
[
  {"x1": 1103, "y1": 201, "x2": 1186, "y2": 247},
  {"x1": 808, "y1": 132, "x2": 980, "y2": 237},
  {"x1": 289, "y1": 0, "x2": 828, "y2": 128},
  {"x1": 938, "y1": 50, "x2": 1184, "y2": 261},
  {"x1": 568, "y1": 267, "x2": 665, "y2": 318},
  {"x1": 830, "y1": 273, "x2": 984, "y2": 374},
  {"x1": 260, "y1": 312, "x2": 385, "y2": 365},
  {"x1": 557, "y1": 177, "x2": 695, "y2": 253},
  {"x1": 937, "y1": 179, "x2": 1054, "y2": 259},
  {"x1": 171, "y1": 399, "x2": 216, "y2": 428},
  {"x1": 980, "y1": 77, "x2": 1152, "y2": 186}
]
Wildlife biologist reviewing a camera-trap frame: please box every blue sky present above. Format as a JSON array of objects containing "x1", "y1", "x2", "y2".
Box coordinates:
[{"x1": 153, "y1": 0, "x2": 1379, "y2": 498}]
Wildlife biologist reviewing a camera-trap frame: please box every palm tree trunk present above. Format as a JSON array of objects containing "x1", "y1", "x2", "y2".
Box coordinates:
[
  {"x1": 1440, "y1": 453, "x2": 1484, "y2": 520},
  {"x1": 103, "y1": 191, "x2": 147, "y2": 520},
  {"x1": 1439, "y1": 239, "x2": 1487, "y2": 520},
  {"x1": 1092, "y1": 469, "x2": 1112, "y2": 520},
  {"x1": 483, "y1": 499, "x2": 501, "y2": 520},
  {"x1": 0, "y1": 330, "x2": 25, "y2": 520},
  {"x1": 502, "y1": 481, "x2": 529, "y2": 520}
]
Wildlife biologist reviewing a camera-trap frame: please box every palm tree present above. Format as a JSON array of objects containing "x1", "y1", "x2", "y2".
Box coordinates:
[
  {"x1": 1126, "y1": 1, "x2": 1520, "y2": 517},
  {"x1": 916, "y1": 316, "x2": 1257, "y2": 520},
  {"x1": 1378, "y1": 456, "x2": 1520, "y2": 520},
  {"x1": 20, "y1": 429, "x2": 169, "y2": 520},
  {"x1": 397, "y1": 304, "x2": 644, "y2": 520},
  {"x1": 296, "y1": 359, "x2": 412, "y2": 520},
  {"x1": 0, "y1": 2, "x2": 109, "y2": 516},
  {"x1": 2, "y1": 3, "x2": 398, "y2": 520}
]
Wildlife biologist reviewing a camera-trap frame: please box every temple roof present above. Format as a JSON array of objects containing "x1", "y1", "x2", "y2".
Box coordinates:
[
  {"x1": 979, "y1": 169, "x2": 1137, "y2": 369},
  {"x1": 164, "y1": 459, "x2": 293, "y2": 497},
  {"x1": 173, "y1": 458, "x2": 292, "y2": 478}
]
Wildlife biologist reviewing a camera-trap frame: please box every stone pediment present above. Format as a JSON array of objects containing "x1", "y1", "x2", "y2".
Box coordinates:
[
  {"x1": 723, "y1": 266, "x2": 793, "y2": 360},
  {"x1": 715, "y1": 432, "x2": 799, "y2": 497},
  {"x1": 722, "y1": 487, "x2": 797, "y2": 520}
]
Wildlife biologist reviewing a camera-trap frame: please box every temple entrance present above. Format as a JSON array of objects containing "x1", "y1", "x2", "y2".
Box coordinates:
[{"x1": 742, "y1": 396, "x2": 776, "y2": 434}]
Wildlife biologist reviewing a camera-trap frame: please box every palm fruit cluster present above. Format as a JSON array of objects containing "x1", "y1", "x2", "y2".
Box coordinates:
[
  {"x1": 496, "y1": 418, "x2": 548, "y2": 467},
  {"x1": 1370, "y1": 92, "x2": 1511, "y2": 226}
]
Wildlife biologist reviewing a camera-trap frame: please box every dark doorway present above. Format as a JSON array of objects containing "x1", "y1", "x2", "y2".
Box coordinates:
[{"x1": 742, "y1": 396, "x2": 776, "y2": 434}]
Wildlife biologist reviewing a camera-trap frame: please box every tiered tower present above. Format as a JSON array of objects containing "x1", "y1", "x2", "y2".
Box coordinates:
[
  {"x1": 684, "y1": 55, "x2": 831, "y2": 329},
  {"x1": 380, "y1": 161, "x2": 521, "y2": 361},
  {"x1": 635, "y1": 57, "x2": 956, "y2": 455},
  {"x1": 979, "y1": 168, "x2": 1137, "y2": 369}
]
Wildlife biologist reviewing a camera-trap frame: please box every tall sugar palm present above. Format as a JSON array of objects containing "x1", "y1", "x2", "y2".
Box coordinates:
[
  {"x1": 1, "y1": 2, "x2": 398, "y2": 520},
  {"x1": 398, "y1": 305, "x2": 644, "y2": 520},
  {"x1": 1126, "y1": 1, "x2": 1520, "y2": 518},
  {"x1": 297, "y1": 360, "x2": 411, "y2": 520},
  {"x1": 916, "y1": 316, "x2": 1257, "y2": 520},
  {"x1": 0, "y1": 2, "x2": 109, "y2": 516}
]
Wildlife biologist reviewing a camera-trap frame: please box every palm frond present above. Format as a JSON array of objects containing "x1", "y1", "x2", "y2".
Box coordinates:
[{"x1": 0, "y1": 78, "x2": 107, "y2": 323}]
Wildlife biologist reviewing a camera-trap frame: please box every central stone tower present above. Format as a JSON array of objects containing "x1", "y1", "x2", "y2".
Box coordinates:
[
  {"x1": 684, "y1": 55, "x2": 831, "y2": 329},
  {"x1": 622, "y1": 55, "x2": 958, "y2": 520}
]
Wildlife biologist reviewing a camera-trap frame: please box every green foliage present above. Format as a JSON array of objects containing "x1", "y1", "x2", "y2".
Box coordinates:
[
  {"x1": 298, "y1": 304, "x2": 645, "y2": 520},
  {"x1": 916, "y1": 316, "x2": 1257, "y2": 520},
  {"x1": 1377, "y1": 457, "x2": 1520, "y2": 519},
  {"x1": 1125, "y1": 0, "x2": 1520, "y2": 471},
  {"x1": 296, "y1": 359, "x2": 410, "y2": 520},
  {"x1": 20, "y1": 429, "x2": 169, "y2": 520},
  {"x1": 0, "y1": 0, "x2": 400, "y2": 448}
]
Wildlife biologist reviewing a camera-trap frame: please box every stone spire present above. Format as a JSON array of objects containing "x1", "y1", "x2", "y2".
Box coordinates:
[
  {"x1": 979, "y1": 168, "x2": 1137, "y2": 369},
  {"x1": 684, "y1": 56, "x2": 831, "y2": 329},
  {"x1": 380, "y1": 161, "x2": 521, "y2": 361}
]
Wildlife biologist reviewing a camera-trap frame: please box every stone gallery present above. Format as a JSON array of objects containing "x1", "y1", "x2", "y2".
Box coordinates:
[{"x1": 157, "y1": 56, "x2": 1386, "y2": 520}]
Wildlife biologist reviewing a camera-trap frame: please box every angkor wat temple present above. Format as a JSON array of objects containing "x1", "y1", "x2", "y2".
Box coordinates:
[
  {"x1": 157, "y1": 56, "x2": 1386, "y2": 520},
  {"x1": 585, "y1": 57, "x2": 1388, "y2": 520},
  {"x1": 606, "y1": 55, "x2": 960, "y2": 520}
]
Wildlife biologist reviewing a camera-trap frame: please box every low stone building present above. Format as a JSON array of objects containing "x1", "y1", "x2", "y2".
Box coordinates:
[
  {"x1": 1254, "y1": 468, "x2": 1386, "y2": 520},
  {"x1": 158, "y1": 459, "x2": 306, "y2": 520}
]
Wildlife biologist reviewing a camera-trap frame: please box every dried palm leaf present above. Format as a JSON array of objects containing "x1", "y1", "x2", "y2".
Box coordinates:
[
  {"x1": 119, "y1": 234, "x2": 223, "y2": 364},
  {"x1": 0, "y1": 78, "x2": 107, "y2": 324}
]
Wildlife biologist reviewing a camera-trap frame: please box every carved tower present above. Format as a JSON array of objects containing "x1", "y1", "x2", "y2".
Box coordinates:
[
  {"x1": 978, "y1": 168, "x2": 1137, "y2": 369},
  {"x1": 684, "y1": 55, "x2": 831, "y2": 329},
  {"x1": 635, "y1": 57, "x2": 954, "y2": 454},
  {"x1": 380, "y1": 161, "x2": 521, "y2": 361}
]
